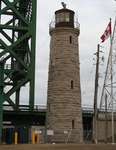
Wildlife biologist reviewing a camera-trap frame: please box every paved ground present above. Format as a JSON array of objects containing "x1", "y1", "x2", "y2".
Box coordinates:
[{"x1": 0, "y1": 144, "x2": 116, "y2": 150}]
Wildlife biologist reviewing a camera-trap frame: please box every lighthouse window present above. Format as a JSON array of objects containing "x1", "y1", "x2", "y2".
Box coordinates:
[
  {"x1": 48, "y1": 103, "x2": 51, "y2": 112},
  {"x1": 71, "y1": 80, "x2": 74, "y2": 89},
  {"x1": 70, "y1": 36, "x2": 72, "y2": 44},
  {"x1": 72, "y1": 120, "x2": 75, "y2": 129}
]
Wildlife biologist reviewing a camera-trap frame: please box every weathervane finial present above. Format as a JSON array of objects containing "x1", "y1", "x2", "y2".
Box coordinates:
[{"x1": 61, "y1": 2, "x2": 66, "y2": 9}]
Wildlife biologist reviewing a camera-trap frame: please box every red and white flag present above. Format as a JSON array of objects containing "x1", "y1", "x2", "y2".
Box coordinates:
[{"x1": 100, "y1": 21, "x2": 112, "y2": 43}]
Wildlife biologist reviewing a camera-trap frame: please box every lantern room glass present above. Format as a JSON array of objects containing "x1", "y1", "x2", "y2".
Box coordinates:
[{"x1": 56, "y1": 12, "x2": 70, "y2": 23}]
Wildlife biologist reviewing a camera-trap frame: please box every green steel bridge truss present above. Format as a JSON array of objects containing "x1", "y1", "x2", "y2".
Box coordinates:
[{"x1": 0, "y1": 0, "x2": 37, "y2": 142}]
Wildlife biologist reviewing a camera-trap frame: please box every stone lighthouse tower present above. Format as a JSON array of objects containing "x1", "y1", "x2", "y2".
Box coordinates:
[{"x1": 46, "y1": 3, "x2": 83, "y2": 143}]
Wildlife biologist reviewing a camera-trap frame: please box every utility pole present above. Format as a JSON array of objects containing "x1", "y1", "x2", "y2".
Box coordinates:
[{"x1": 93, "y1": 44, "x2": 100, "y2": 144}]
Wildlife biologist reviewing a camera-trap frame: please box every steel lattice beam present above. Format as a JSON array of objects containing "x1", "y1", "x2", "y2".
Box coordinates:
[{"x1": 0, "y1": 0, "x2": 37, "y2": 142}]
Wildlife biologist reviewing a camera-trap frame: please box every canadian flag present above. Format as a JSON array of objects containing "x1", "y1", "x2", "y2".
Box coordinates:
[{"x1": 100, "y1": 21, "x2": 112, "y2": 43}]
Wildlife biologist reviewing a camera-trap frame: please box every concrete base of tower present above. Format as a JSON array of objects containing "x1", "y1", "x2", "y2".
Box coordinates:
[{"x1": 45, "y1": 129, "x2": 83, "y2": 144}]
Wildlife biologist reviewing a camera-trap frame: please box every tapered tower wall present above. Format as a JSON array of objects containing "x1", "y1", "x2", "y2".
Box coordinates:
[{"x1": 46, "y1": 7, "x2": 83, "y2": 143}]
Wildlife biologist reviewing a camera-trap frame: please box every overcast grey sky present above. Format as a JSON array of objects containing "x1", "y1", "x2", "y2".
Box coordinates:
[{"x1": 35, "y1": 0, "x2": 116, "y2": 106}]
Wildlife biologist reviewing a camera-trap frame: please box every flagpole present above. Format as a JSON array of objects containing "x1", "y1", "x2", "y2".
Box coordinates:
[
  {"x1": 100, "y1": 18, "x2": 114, "y2": 144},
  {"x1": 109, "y1": 18, "x2": 115, "y2": 144}
]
